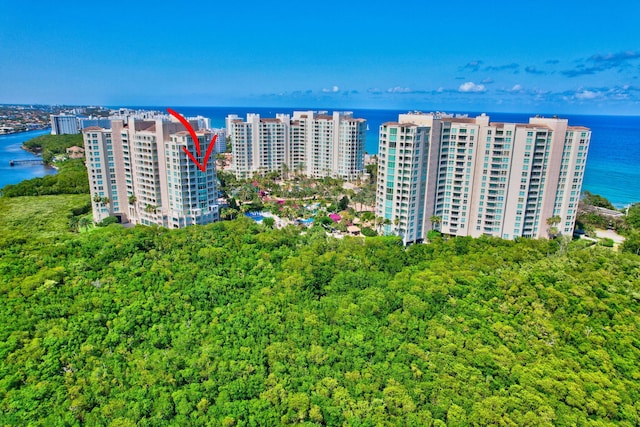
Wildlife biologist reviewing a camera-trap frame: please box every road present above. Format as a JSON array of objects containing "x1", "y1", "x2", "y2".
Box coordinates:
[{"x1": 594, "y1": 228, "x2": 626, "y2": 244}]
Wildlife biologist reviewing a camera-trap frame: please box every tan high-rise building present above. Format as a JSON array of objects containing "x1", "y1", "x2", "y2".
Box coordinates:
[
  {"x1": 83, "y1": 117, "x2": 219, "y2": 227},
  {"x1": 376, "y1": 113, "x2": 591, "y2": 242},
  {"x1": 228, "y1": 111, "x2": 366, "y2": 180}
]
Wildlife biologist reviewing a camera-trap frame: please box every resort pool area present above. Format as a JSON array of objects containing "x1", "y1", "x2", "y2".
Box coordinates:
[{"x1": 245, "y1": 212, "x2": 265, "y2": 222}]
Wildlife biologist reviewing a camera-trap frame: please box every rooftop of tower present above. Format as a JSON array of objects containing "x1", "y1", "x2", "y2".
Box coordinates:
[{"x1": 381, "y1": 121, "x2": 421, "y2": 127}]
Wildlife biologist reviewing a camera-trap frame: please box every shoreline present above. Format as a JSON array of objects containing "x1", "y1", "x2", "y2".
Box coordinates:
[
  {"x1": 0, "y1": 127, "x2": 49, "y2": 136},
  {"x1": 18, "y1": 145, "x2": 58, "y2": 170},
  {"x1": 21, "y1": 144, "x2": 42, "y2": 156}
]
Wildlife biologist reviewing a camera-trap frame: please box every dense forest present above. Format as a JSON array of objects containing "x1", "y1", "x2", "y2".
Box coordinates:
[{"x1": 1, "y1": 194, "x2": 639, "y2": 426}]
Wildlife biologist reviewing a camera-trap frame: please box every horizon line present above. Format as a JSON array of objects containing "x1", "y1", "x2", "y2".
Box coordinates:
[{"x1": 2, "y1": 102, "x2": 640, "y2": 118}]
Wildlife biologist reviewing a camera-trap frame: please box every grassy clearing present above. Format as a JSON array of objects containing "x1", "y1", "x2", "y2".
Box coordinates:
[{"x1": 0, "y1": 194, "x2": 90, "y2": 240}]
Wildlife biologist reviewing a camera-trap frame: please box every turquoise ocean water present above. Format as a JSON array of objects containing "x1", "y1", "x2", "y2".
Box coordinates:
[{"x1": 2, "y1": 109, "x2": 638, "y2": 207}]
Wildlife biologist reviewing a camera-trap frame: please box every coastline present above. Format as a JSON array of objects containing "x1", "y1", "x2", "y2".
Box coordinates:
[
  {"x1": 21, "y1": 144, "x2": 42, "y2": 155},
  {"x1": 0, "y1": 127, "x2": 48, "y2": 136},
  {"x1": 0, "y1": 129, "x2": 57, "y2": 189},
  {"x1": 18, "y1": 145, "x2": 59, "y2": 170}
]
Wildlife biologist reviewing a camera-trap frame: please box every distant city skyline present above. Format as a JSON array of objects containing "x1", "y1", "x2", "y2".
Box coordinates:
[{"x1": 1, "y1": 1, "x2": 639, "y2": 115}]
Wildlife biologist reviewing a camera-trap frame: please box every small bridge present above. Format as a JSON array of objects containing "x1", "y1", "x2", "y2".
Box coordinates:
[{"x1": 9, "y1": 159, "x2": 44, "y2": 166}]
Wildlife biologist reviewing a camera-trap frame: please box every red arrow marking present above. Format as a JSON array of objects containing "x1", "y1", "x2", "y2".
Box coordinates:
[
  {"x1": 167, "y1": 108, "x2": 202, "y2": 156},
  {"x1": 181, "y1": 135, "x2": 217, "y2": 173},
  {"x1": 166, "y1": 108, "x2": 217, "y2": 173}
]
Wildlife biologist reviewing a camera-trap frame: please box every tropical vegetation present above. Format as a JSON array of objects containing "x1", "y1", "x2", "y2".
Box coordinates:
[
  {"x1": 22, "y1": 133, "x2": 84, "y2": 164},
  {"x1": 1, "y1": 194, "x2": 640, "y2": 426},
  {"x1": 0, "y1": 159, "x2": 89, "y2": 197}
]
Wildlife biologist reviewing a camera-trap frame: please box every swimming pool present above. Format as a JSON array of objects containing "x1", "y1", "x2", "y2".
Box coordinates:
[{"x1": 245, "y1": 212, "x2": 265, "y2": 222}]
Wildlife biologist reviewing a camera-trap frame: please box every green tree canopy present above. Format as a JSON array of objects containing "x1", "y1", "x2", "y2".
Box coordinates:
[{"x1": 1, "y1": 194, "x2": 640, "y2": 426}]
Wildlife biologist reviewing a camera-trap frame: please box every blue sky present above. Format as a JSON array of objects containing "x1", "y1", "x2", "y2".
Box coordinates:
[{"x1": 1, "y1": 0, "x2": 639, "y2": 114}]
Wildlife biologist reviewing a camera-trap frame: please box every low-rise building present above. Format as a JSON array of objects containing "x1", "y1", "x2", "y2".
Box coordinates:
[{"x1": 65, "y1": 146, "x2": 85, "y2": 159}]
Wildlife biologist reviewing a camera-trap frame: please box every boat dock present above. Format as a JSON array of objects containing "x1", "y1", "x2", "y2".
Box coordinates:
[{"x1": 9, "y1": 159, "x2": 44, "y2": 166}]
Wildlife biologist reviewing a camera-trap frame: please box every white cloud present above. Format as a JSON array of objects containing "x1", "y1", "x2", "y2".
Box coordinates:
[
  {"x1": 322, "y1": 85, "x2": 340, "y2": 93},
  {"x1": 459, "y1": 81, "x2": 486, "y2": 93},
  {"x1": 510, "y1": 84, "x2": 523, "y2": 92},
  {"x1": 387, "y1": 86, "x2": 413, "y2": 93},
  {"x1": 575, "y1": 90, "x2": 599, "y2": 100}
]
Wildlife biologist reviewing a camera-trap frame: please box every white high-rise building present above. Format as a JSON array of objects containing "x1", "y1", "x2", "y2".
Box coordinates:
[
  {"x1": 228, "y1": 113, "x2": 289, "y2": 179},
  {"x1": 228, "y1": 111, "x2": 366, "y2": 180},
  {"x1": 165, "y1": 131, "x2": 219, "y2": 228},
  {"x1": 375, "y1": 120, "x2": 434, "y2": 245},
  {"x1": 211, "y1": 128, "x2": 227, "y2": 154},
  {"x1": 83, "y1": 126, "x2": 119, "y2": 222},
  {"x1": 83, "y1": 117, "x2": 219, "y2": 227},
  {"x1": 294, "y1": 111, "x2": 367, "y2": 180},
  {"x1": 376, "y1": 113, "x2": 591, "y2": 242},
  {"x1": 50, "y1": 114, "x2": 79, "y2": 134}
]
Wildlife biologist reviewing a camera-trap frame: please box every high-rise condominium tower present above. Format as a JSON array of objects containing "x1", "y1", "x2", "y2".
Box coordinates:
[
  {"x1": 227, "y1": 111, "x2": 366, "y2": 180},
  {"x1": 50, "y1": 114, "x2": 79, "y2": 135},
  {"x1": 83, "y1": 117, "x2": 219, "y2": 228},
  {"x1": 376, "y1": 113, "x2": 590, "y2": 244}
]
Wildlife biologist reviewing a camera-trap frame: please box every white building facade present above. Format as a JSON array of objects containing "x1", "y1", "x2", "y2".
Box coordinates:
[
  {"x1": 375, "y1": 120, "x2": 433, "y2": 245},
  {"x1": 50, "y1": 114, "x2": 79, "y2": 135},
  {"x1": 228, "y1": 111, "x2": 366, "y2": 180}
]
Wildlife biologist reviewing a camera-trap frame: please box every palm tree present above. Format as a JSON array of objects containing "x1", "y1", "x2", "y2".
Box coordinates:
[
  {"x1": 393, "y1": 217, "x2": 400, "y2": 233},
  {"x1": 68, "y1": 216, "x2": 80, "y2": 232},
  {"x1": 430, "y1": 215, "x2": 442, "y2": 230},
  {"x1": 78, "y1": 217, "x2": 91, "y2": 231},
  {"x1": 546, "y1": 215, "x2": 562, "y2": 238},
  {"x1": 360, "y1": 211, "x2": 375, "y2": 226},
  {"x1": 220, "y1": 207, "x2": 238, "y2": 220},
  {"x1": 216, "y1": 153, "x2": 229, "y2": 170},
  {"x1": 128, "y1": 195, "x2": 138, "y2": 220},
  {"x1": 94, "y1": 195, "x2": 110, "y2": 207},
  {"x1": 374, "y1": 216, "x2": 385, "y2": 232},
  {"x1": 237, "y1": 184, "x2": 254, "y2": 203}
]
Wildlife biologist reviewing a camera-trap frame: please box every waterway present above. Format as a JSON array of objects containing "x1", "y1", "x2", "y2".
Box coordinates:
[{"x1": 0, "y1": 129, "x2": 56, "y2": 190}]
